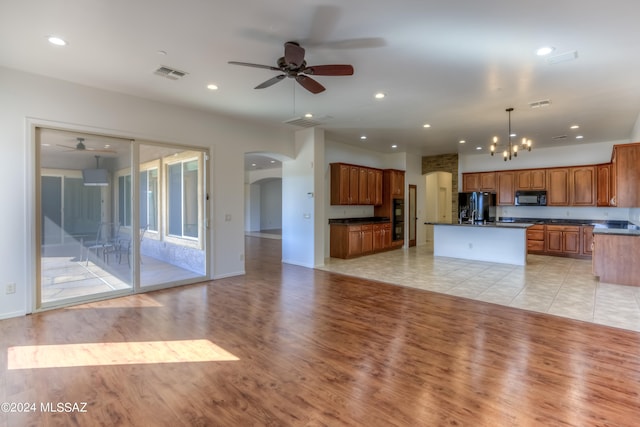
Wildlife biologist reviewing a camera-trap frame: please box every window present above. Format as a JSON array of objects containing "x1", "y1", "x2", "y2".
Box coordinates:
[
  {"x1": 140, "y1": 168, "x2": 158, "y2": 232},
  {"x1": 118, "y1": 174, "x2": 132, "y2": 227},
  {"x1": 168, "y1": 159, "x2": 199, "y2": 239}
]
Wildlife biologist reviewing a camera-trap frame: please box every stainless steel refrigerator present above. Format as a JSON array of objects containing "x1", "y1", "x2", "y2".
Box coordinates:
[{"x1": 458, "y1": 192, "x2": 495, "y2": 223}]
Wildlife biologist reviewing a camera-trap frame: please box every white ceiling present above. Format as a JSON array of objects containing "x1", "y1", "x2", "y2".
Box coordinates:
[{"x1": 3, "y1": 0, "x2": 640, "y2": 167}]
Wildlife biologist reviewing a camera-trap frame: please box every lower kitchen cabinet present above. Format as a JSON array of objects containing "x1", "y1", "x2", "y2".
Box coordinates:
[
  {"x1": 526, "y1": 224, "x2": 545, "y2": 253},
  {"x1": 526, "y1": 224, "x2": 595, "y2": 259},
  {"x1": 330, "y1": 222, "x2": 391, "y2": 259},
  {"x1": 546, "y1": 225, "x2": 580, "y2": 255},
  {"x1": 592, "y1": 233, "x2": 640, "y2": 286}
]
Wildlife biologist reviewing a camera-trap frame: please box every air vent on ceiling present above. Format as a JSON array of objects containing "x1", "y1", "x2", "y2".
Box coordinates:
[
  {"x1": 283, "y1": 117, "x2": 322, "y2": 128},
  {"x1": 529, "y1": 99, "x2": 551, "y2": 108},
  {"x1": 154, "y1": 66, "x2": 188, "y2": 80},
  {"x1": 552, "y1": 135, "x2": 568, "y2": 141},
  {"x1": 546, "y1": 50, "x2": 578, "y2": 65}
]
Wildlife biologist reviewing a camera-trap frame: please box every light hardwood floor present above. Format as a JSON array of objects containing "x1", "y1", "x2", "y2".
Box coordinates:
[{"x1": 1, "y1": 237, "x2": 640, "y2": 426}]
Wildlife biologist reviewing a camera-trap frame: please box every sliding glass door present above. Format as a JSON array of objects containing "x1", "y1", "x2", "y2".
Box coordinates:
[{"x1": 36, "y1": 129, "x2": 209, "y2": 310}]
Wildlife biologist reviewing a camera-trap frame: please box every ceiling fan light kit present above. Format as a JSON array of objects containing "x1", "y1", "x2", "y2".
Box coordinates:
[
  {"x1": 490, "y1": 108, "x2": 532, "y2": 161},
  {"x1": 229, "y1": 41, "x2": 354, "y2": 94}
]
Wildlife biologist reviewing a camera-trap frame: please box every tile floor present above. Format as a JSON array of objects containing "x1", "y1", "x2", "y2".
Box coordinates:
[{"x1": 319, "y1": 245, "x2": 640, "y2": 332}]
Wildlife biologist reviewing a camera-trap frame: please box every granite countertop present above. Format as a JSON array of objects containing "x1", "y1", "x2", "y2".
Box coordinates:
[
  {"x1": 429, "y1": 222, "x2": 534, "y2": 229},
  {"x1": 592, "y1": 227, "x2": 640, "y2": 236},
  {"x1": 329, "y1": 216, "x2": 390, "y2": 224}
]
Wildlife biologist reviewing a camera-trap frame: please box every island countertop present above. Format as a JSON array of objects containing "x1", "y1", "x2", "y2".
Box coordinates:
[{"x1": 426, "y1": 222, "x2": 534, "y2": 229}]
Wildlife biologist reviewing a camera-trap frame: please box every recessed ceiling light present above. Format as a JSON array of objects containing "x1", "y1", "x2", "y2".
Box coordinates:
[
  {"x1": 251, "y1": 163, "x2": 257, "y2": 167},
  {"x1": 476, "y1": 146, "x2": 482, "y2": 150},
  {"x1": 459, "y1": 140, "x2": 466, "y2": 144},
  {"x1": 536, "y1": 46, "x2": 555, "y2": 56},
  {"x1": 391, "y1": 144, "x2": 398, "y2": 149},
  {"x1": 207, "y1": 84, "x2": 218, "y2": 90},
  {"x1": 47, "y1": 36, "x2": 67, "y2": 46},
  {"x1": 570, "y1": 125, "x2": 580, "y2": 129},
  {"x1": 374, "y1": 92, "x2": 386, "y2": 99},
  {"x1": 360, "y1": 135, "x2": 367, "y2": 140},
  {"x1": 304, "y1": 113, "x2": 313, "y2": 118},
  {"x1": 576, "y1": 135, "x2": 584, "y2": 139},
  {"x1": 423, "y1": 124, "x2": 431, "y2": 128},
  {"x1": 270, "y1": 160, "x2": 276, "y2": 164}
]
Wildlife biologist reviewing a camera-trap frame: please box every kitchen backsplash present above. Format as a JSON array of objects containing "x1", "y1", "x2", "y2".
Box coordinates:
[{"x1": 497, "y1": 206, "x2": 631, "y2": 221}]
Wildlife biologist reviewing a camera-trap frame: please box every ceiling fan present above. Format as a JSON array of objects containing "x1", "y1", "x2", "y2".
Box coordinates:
[
  {"x1": 57, "y1": 137, "x2": 116, "y2": 154},
  {"x1": 228, "y1": 41, "x2": 354, "y2": 94}
]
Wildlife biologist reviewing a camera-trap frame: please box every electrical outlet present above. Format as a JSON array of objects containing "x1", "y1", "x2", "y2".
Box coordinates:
[{"x1": 6, "y1": 283, "x2": 16, "y2": 294}]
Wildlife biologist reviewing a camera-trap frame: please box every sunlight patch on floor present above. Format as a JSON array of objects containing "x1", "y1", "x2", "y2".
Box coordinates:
[{"x1": 8, "y1": 339, "x2": 239, "y2": 369}]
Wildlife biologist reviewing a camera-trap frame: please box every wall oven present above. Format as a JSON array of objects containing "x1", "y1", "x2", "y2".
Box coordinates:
[{"x1": 392, "y1": 198, "x2": 404, "y2": 241}]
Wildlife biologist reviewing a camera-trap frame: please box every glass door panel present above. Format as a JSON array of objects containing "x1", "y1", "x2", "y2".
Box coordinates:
[
  {"x1": 37, "y1": 128, "x2": 133, "y2": 308},
  {"x1": 138, "y1": 143, "x2": 207, "y2": 288}
]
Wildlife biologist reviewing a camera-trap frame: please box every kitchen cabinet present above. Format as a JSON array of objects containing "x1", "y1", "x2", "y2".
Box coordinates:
[
  {"x1": 373, "y1": 222, "x2": 392, "y2": 251},
  {"x1": 496, "y1": 171, "x2": 515, "y2": 205},
  {"x1": 462, "y1": 172, "x2": 496, "y2": 192},
  {"x1": 389, "y1": 169, "x2": 405, "y2": 197},
  {"x1": 570, "y1": 166, "x2": 596, "y2": 206},
  {"x1": 582, "y1": 226, "x2": 594, "y2": 256},
  {"x1": 610, "y1": 143, "x2": 640, "y2": 207},
  {"x1": 516, "y1": 169, "x2": 546, "y2": 190},
  {"x1": 596, "y1": 163, "x2": 611, "y2": 207},
  {"x1": 358, "y1": 167, "x2": 381, "y2": 205},
  {"x1": 592, "y1": 233, "x2": 640, "y2": 286},
  {"x1": 330, "y1": 222, "x2": 390, "y2": 259},
  {"x1": 526, "y1": 224, "x2": 545, "y2": 253},
  {"x1": 331, "y1": 163, "x2": 383, "y2": 206},
  {"x1": 373, "y1": 169, "x2": 383, "y2": 206},
  {"x1": 546, "y1": 168, "x2": 570, "y2": 206},
  {"x1": 545, "y1": 225, "x2": 580, "y2": 255}
]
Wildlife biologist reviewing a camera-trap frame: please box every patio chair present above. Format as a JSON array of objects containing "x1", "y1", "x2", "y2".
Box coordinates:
[
  {"x1": 83, "y1": 222, "x2": 116, "y2": 265},
  {"x1": 113, "y1": 225, "x2": 148, "y2": 267}
]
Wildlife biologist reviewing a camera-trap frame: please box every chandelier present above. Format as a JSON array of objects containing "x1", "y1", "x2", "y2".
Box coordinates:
[{"x1": 490, "y1": 107, "x2": 532, "y2": 161}]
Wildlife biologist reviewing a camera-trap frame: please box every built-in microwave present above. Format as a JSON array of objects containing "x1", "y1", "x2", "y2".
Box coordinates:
[{"x1": 515, "y1": 190, "x2": 547, "y2": 206}]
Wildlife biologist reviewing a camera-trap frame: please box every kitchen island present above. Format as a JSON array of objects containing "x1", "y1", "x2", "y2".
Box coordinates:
[{"x1": 432, "y1": 222, "x2": 533, "y2": 265}]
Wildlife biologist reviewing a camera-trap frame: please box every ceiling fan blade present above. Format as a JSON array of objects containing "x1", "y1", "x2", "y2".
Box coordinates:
[
  {"x1": 228, "y1": 61, "x2": 280, "y2": 71},
  {"x1": 303, "y1": 64, "x2": 354, "y2": 76},
  {"x1": 295, "y1": 75, "x2": 325, "y2": 94},
  {"x1": 284, "y1": 42, "x2": 305, "y2": 67},
  {"x1": 255, "y1": 75, "x2": 286, "y2": 89},
  {"x1": 56, "y1": 144, "x2": 77, "y2": 151}
]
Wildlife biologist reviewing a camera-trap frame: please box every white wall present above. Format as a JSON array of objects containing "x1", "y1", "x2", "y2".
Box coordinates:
[
  {"x1": 282, "y1": 128, "x2": 324, "y2": 268},
  {"x1": 0, "y1": 66, "x2": 294, "y2": 319}
]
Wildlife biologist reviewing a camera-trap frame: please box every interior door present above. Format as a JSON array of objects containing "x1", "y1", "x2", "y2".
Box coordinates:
[{"x1": 409, "y1": 184, "x2": 416, "y2": 247}]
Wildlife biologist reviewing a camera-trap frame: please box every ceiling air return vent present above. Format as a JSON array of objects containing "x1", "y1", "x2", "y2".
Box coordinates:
[
  {"x1": 529, "y1": 99, "x2": 551, "y2": 108},
  {"x1": 154, "y1": 66, "x2": 188, "y2": 80},
  {"x1": 283, "y1": 115, "x2": 332, "y2": 128}
]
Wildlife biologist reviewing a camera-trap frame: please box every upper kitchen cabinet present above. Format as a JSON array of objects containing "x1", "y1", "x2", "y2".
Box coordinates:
[
  {"x1": 462, "y1": 172, "x2": 496, "y2": 192},
  {"x1": 330, "y1": 163, "x2": 359, "y2": 205},
  {"x1": 515, "y1": 169, "x2": 546, "y2": 190},
  {"x1": 546, "y1": 168, "x2": 570, "y2": 206},
  {"x1": 610, "y1": 143, "x2": 640, "y2": 207},
  {"x1": 496, "y1": 171, "x2": 515, "y2": 205},
  {"x1": 570, "y1": 166, "x2": 596, "y2": 206},
  {"x1": 331, "y1": 163, "x2": 384, "y2": 206},
  {"x1": 358, "y1": 167, "x2": 383, "y2": 206},
  {"x1": 596, "y1": 163, "x2": 611, "y2": 207},
  {"x1": 389, "y1": 169, "x2": 405, "y2": 197}
]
